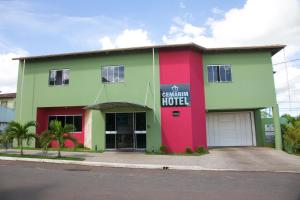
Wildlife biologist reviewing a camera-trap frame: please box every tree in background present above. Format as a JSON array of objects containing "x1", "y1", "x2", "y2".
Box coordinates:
[
  {"x1": 6, "y1": 121, "x2": 37, "y2": 156},
  {"x1": 0, "y1": 131, "x2": 13, "y2": 151},
  {"x1": 281, "y1": 114, "x2": 300, "y2": 154}
]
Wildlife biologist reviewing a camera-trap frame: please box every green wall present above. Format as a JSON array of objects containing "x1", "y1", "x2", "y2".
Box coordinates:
[
  {"x1": 15, "y1": 50, "x2": 161, "y2": 151},
  {"x1": 203, "y1": 51, "x2": 279, "y2": 147},
  {"x1": 203, "y1": 51, "x2": 277, "y2": 110}
]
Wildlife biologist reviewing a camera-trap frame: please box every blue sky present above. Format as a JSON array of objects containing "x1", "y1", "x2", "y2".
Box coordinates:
[
  {"x1": 0, "y1": 0, "x2": 245, "y2": 54},
  {"x1": 0, "y1": 0, "x2": 300, "y2": 115}
]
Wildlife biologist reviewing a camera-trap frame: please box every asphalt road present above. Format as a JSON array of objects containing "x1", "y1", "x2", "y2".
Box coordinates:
[{"x1": 0, "y1": 161, "x2": 299, "y2": 200}]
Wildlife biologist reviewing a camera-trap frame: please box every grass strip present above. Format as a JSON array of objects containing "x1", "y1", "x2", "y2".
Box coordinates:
[{"x1": 0, "y1": 153, "x2": 85, "y2": 161}]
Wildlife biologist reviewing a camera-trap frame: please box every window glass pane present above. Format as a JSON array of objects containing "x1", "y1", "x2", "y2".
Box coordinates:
[
  {"x1": 225, "y1": 66, "x2": 232, "y2": 81},
  {"x1": 63, "y1": 69, "x2": 69, "y2": 85},
  {"x1": 48, "y1": 116, "x2": 57, "y2": 129},
  {"x1": 65, "y1": 116, "x2": 74, "y2": 131},
  {"x1": 74, "y1": 116, "x2": 82, "y2": 132},
  {"x1": 213, "y1": 66, "x2": 219, "y2": 82},
  {"x1": 55, "y1": 70, "x2": 63, "y2": 85},
  {"x1": 136, "y1": 134, "x2": 146, "y2": 149},
  {"x1": 108, "y1": 67, "x2": 114, "y2": 82},
  {"x1": 114, "y1": 66, "x2": 119, "y2": 82},
  {"x1": 56, "y1": 116, "x2": 65, "y2": 128},
  {"x1": 116, "y1": 113, "x2": 133, "y2": 134},
  {"x1": 106, "y1": 113, "x2": 116, "y2": 131},
  {"x1": 219, "y1": 66, "x2": 226, "y2": 81},
  {"x1": 101, "y1": 67, "x2": 108, "y2": 83},
  {"x1": 208, "y1": 66, "x2": 219, "y2": 82},
  {"x1": 106, "y1": 134, "x2": 116, "y2": 149},
  {"x1": 119, "y1": 66, "x2": 124, "y2": 82},
  {"x1": 49, "y1": 70, "x2": 56, "y2": 85},
  {"x1": 135, "y1": 112, "x2": 146, "y2": 131},
  {"x1": 208, "y1": 66, "x2": 214, "y2": 82}
]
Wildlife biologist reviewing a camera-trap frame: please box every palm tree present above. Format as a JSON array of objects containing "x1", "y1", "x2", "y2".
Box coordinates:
[
  {"x1": 38, "y1": 131, "x2": 53, "y2": 157},
  {"x1": 47, "y1": 120, "x2": 77, "y2": 158},
  {"x1": 6, "y1": 121, "x2": 37, "y2": 156}
]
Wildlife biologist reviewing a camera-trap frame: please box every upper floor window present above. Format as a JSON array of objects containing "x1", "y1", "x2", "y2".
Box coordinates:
[
  {"x1": 49, "y1": 69, "x2": 69, "y2": 86},
  {"x1": 101, "y1": 65, "x2": 124, "y2": 83},
  {"x1": 207, "y1": 65, "x2": 232, "y2": 82}
]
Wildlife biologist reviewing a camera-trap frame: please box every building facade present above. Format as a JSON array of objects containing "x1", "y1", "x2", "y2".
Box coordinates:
[
  {"x1": 13, "y1": 43, "x2": 284, "y2": 152},
  {"x1": 0, "y1": 93, "x2": 16, "y2": 133}
]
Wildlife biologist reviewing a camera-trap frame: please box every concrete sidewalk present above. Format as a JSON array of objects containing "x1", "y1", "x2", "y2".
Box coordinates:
[{"x1": 1, "y1": 147, "x2": 300, "y2": 172}]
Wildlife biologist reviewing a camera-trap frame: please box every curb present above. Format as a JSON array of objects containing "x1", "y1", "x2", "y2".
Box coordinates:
[{"x1": 0, "y1": 156, "x2": 300, "y2": 173}]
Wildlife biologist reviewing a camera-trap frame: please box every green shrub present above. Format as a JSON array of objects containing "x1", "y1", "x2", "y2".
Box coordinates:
[
  {"x1": 159, "y1": 145, "x2": 168, "y2": 154},
  {"x1": 185, "y1": 147, "x2": 193, "y2": 154},
  {"x1": 77, "y1": 144, "x2": 84, "y2": 148},
  {"x1": 281, "y1": 114, "x2": 300, "y2": 154},
  {"x1": 196, "y1": 146, "x2": 208, "y2": 154},
  {"x1": 283, "y1": 124, "x2": 300, "y2": 153}
]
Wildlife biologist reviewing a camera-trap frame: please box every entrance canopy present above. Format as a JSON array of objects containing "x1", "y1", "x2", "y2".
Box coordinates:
[{"x1": 84, "y1": 102, "x2": 152, "y2": 111}]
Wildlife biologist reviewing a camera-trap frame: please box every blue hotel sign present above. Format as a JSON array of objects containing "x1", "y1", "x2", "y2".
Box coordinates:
[{"x1": 160, "y1": 84, "x2": 190, "y2": 107}]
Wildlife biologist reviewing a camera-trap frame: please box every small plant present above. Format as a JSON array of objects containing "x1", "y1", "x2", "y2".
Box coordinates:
[
  {"x1": 38, "y1": 131, "x2": 53, "y2": 157},
  {"x1": 185, "y1": 147, "x2": 193, "y2": 154},
  {"x1": 196, "y1": 146, "x2": 208, "y2": 154},
  {"x1": 77, "y1": 144, "x2": 84, "y2": 148},
  {"x1": 159, "y1": 145, "x2": 168, "y2": 154},
  {"x1": 0, "y1": 132, "x2": 13, "y2": 151}
]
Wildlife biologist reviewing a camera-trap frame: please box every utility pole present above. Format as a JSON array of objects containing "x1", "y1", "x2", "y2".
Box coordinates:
[{"x1": 283, "y1": 48, "x2": 292, "y2": 112}]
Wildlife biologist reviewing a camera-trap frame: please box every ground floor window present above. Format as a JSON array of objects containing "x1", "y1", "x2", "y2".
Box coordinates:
[
  {"x1": 0, "y1": 122, "x2": 8, "y2": 133},
  {"x1": 105, "y1": 112, "x2": 146, "y2": 150},
  {"x1": 48, "y1": 115, "x2": 82, "y2": 132}
]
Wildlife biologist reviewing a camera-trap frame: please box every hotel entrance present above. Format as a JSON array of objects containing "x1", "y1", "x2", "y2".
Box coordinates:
[{"x1": 105, "y1": 112, "x2": 146, "y2": 150}]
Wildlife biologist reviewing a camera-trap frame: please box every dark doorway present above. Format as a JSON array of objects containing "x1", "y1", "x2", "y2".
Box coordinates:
[{"x1": 105, "y1": 112, "x2": 146, "y2": 150}]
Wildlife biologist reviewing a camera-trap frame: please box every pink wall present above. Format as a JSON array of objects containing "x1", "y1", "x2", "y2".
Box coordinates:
[
  {"x1": 159, "y1": 48, "x2": 207, "y2": 153},
  {"x1": 36, "y1": 106, "x2": 85, "y2": 148},
  {"x1": 189, "y1": 50, "x2": 207, "y2": 149}
]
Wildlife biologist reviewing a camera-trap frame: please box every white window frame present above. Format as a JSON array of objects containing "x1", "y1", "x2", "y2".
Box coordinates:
[
  {"x1": 49, "y1": 69, "x2": 70, "y2": 86},
  {"x1": 207, "y1": 65, "x2": 232, "y2": 83},
  {"x1": 101, "y1": 65, "x2": 125, "y2": 84}
]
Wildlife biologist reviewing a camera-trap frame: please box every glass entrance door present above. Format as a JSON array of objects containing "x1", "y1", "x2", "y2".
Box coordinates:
[
  {"x1": 105, "y1": 112, "x2": 146, "y2": 150},
  {"x1": 116, "y1": 113, "x2": 133, "y2": 149}
]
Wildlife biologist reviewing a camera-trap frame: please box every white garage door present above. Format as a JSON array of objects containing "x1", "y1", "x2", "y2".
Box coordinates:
[{"x1": 206, "y1": 112, "x2": 256, "y2": 147}]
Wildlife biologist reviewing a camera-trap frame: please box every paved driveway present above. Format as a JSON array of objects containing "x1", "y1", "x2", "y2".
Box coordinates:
[{"x1": 1, "y1": 147, "x2": 300, "y2": 172}]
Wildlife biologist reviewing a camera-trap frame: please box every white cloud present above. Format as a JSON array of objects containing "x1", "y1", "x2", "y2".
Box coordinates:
[
  {"x1": 164, "y1": 0, "x2": 300, "y2": 48},
  {"x1": 162, "y1": 22, "x2": 215, "y2": 46},
  {"x1": 209, "y1": 0, "x2": 300, "y2": 48},
  {"x1": 163, "y1": 0, "x2": 300, "y2": 115},
  {"x1": 273, "y1": 60, "x2": 300, "y2": 116},
  {"x1": 99, "y1": 29, "x2": 154, "y2": 49},
  {"x1": 0, "y1": 49, "x2": 28, "y2": 93}
]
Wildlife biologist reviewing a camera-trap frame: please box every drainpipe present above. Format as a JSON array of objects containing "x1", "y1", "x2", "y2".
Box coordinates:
[
  {"x1": 19, "y1": 59, "x2": 26, "y2": 122},
  {"x1": 152, "y1": 48, "x2": 155, "y2": 119}
]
